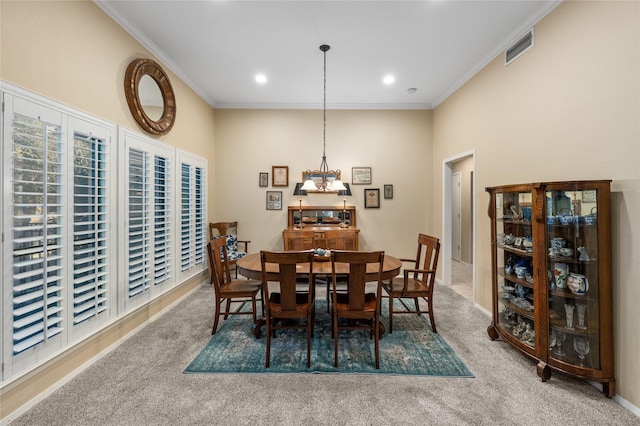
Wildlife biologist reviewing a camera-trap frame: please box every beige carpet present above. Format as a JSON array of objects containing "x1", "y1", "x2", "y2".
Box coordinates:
[{"x1": 11, "y1": 282, "x2": 638, "y2": 425}]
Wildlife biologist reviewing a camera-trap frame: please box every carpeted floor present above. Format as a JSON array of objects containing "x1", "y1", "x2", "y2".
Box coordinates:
[
  {"x1": 185, "y1": 299, "x2": 473, "y2": 376},
  {"x1": 10, "y1": 282, "x2": 639, "y2": 425}
]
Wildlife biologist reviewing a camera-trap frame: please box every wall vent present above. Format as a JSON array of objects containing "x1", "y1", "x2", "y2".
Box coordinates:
[{"x1": 505, "y1": 29, "x2": 534, "y2": 65}]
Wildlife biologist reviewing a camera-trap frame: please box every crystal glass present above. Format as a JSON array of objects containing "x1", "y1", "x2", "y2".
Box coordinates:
[
  {"x1": 549, "y1": 329, "x2": 557, "y2": 350},
  {"x1": 554, "y1": 331, "x2": 566, "y2": 356},
  {"x1": 564, "y1": 304, "x2": 575, "y2": 329},
  {"x1": 576, "y1": 303, "x2": 587, "y2": 329},
  {"x1": 573, "y1": 337, "x2": 590, "y2": 366}
]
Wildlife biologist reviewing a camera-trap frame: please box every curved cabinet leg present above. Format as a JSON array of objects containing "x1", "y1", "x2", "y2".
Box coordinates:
[
  {"x1": 537, "y1": 361, "x2": 552, "y2": 382},
  {"x1": 602, "y1": 381, "x2": 615, "y2": 398},
  {"x1": 487, "y1": 325, "x2": 499, "y2": 341}
]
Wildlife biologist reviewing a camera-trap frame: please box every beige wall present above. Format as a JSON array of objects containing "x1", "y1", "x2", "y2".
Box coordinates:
[
  {"x1": 2, "y1": 0, "x2": 639, "y2": 417},
  {"x1": 213, "y1": 109, "x2": 434, "y2": 258},
  {"x1": 0, "y1": 0, "x2": 215, "y2": 420},
  {"x1": 433, "y1": 1, "x2": 640, "y2": 407}
]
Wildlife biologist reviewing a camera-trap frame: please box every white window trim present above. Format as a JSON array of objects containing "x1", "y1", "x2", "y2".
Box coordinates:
[
  {"x1": 1, "y1": 82, "x2": 117, "y2": 380},
  {"x1": 118, "y1": 127, "x2": 177, "y2": 314},
  {"x1": 176, "y1": 150, "x2": 208, "y2": 283}
]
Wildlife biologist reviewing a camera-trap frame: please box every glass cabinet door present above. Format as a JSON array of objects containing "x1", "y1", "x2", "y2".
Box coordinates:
[
  {"x1": 546, "y1": 188, "x2": 600, "y2": 369},
  {"x1": 495, "y1": 190, "x2": 535, "y2": 349}
]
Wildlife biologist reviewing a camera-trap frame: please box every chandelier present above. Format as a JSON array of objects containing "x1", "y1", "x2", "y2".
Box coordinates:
[{"x1": 301, "y1": 44, "x2": 346, "y2": 193}]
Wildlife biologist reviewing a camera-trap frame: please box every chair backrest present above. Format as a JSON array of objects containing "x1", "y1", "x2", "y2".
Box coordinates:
[
  {"x1": 331, "y1": 250, "x2": 384, "y2": 311},
  {"x1": 412, "y1": 234, "x2": 441, "y2": 287},
  {"x1": 209, "y1": 221, "x2": 238, "y2": 240},
  {"x1": 207, "y1": 237, "x2": 232, "y2": 290},
  {"x1": 260, "y1": 250, "x2": 315, "y2": 312}
]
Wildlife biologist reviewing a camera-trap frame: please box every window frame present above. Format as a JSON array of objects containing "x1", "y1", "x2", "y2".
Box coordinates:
[{"x1": 1, "y1": 83, "x2": 117, "y2": 379}]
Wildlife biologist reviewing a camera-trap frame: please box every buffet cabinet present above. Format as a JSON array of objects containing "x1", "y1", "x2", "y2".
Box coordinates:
[
  {"x1": 283, "y1": 206, "x2": 359, "y2": 251},
  {"x1": 486, "y1": 181, "x2": 614, "y2": 396}
]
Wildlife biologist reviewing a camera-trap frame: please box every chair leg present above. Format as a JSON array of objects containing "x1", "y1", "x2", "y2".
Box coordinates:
[
  {"x1": 260, "y1": 286, "x2": 265, "y2": 317},
  {"x1": 374, "y1": 313, "x2": 380, "y2": 369},
  {"x1": 224, "y1": 299, "x2": 231, "y2": 319},
  {"x1": 265, "y1": 317, "x2": 271, "y2": 368},
  {"x1": 414, "y1": 297, "x2": 420, "y2": 315},
  {"x1": 212, "y1": 299, "x2": 221, "y2": 335},
  {"x1": 251, "y1": 297, "x2": 257, "y2": 324},
  {"x1": 428, "y1": 298, "x2": 437, "y2": 333},
  {"x1": 333, "y1": 313, "x2": 339, "y2": 367},
  {"x1": 307, "y1": 312, "x2": 312, "y2": 368},
  {"x1": 388, "y1": 295, "x2": 394, "y2": 334}
]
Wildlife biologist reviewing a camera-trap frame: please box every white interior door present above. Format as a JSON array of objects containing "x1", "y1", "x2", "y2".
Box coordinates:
[{"x1": 451, "y1": 172, "x2": 462, "y2": 261}]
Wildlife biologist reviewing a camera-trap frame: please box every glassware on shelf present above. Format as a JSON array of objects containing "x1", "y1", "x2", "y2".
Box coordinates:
[
  {"x1": 573, "y1": 337, "x2": 590, "y2": 366},
  {"x1": 554, "y1": 331, "x2": 567, "y2": 357},
  {"x1": 564, "y1": 304, "x2": 575, "y2": 329},
  {"x1": 549, "y1": 329, "x2": 557, "y2": 350},
  {"x1": 576, "y1": 303, "x2": 587, "y2": 329}
]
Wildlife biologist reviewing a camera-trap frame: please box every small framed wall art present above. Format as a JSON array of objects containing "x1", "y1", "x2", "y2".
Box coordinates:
[
  {"x1": 272, "y1": 166, "x2": 289, "y2": 187},
  {"x1": 266, "y1": 191, "x2": 283, "y2": 210},
  {"x1": 364, "y1": 188, "x2": 380, "y2": 209},
  {"x1": 384, "y1": 184, "x2": 393, "y2": 199},
  {"x1": 259, "y1": 172, "x2": 269, "y2": 187},
  {"x1": 352, "y1": 167, "x2": 372, "y2": 185}
]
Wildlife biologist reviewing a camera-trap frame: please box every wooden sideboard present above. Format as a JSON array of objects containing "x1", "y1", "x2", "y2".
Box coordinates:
[
  {"x1": 283, "y1": 227, "x2": 360, "y2": 250},
  {"x1": 283, "y1": 205, "x2": 359, "y2": 250}
]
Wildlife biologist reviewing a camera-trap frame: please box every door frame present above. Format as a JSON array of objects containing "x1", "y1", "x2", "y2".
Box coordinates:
[
  {"x1": 442, "y1": 149, "x2": 476, "y2": 300},
  {"x1": 451, "y1": 171, "x2": 462, "y2": 261}
]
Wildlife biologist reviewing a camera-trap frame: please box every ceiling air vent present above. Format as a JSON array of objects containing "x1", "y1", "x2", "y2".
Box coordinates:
[{"x1": 505, "y1": 29, "x2": 534, "y2": 65}]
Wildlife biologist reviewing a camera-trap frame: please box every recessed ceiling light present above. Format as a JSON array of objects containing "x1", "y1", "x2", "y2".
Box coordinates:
[
  {"x1": 383, "y1": 75, "x2": 395, "y2": 85},
  {"x1": 255, "y1": 74, "x2": 267, "y2": 84}
]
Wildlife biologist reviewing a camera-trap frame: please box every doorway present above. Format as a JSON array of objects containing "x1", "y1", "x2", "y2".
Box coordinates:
[{"x1": 442, "y1": 150, "x2": 476, "y2": 302}]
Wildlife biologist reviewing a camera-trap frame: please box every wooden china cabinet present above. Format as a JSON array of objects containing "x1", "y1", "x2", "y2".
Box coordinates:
[
  {"x1": 282, "y1": 206, "x2": 359, "y2": 250},
  {"x1": 486, "y1": 180, "x2": 614, "y2": 397}
]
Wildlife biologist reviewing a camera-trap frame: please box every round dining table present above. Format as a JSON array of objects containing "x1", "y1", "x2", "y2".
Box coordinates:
[
  {"x1": 237, "y1": 252, "x2": 402, "y2": 281},
  {"x1": 237, "y1": 252, "x2": 402, "y2": 338}
]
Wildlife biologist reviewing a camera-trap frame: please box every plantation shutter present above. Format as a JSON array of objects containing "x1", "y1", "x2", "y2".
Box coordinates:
[
  {"x1": 11, "y1": 112, "x2": 65, "y2": 355},
  {"x1": 194, "y1": 166, "x2": 205, "y2": 266},
  {"x1": 180, "y1": 163, "x2": 193, "y2": 271},
  {"x1": 127, "y1": 148, "x2": 150, "y2": 297},
  {"x1": 178, "y1": 155, "x2": 207, "y2": 276},
  {"x1": 72, "y1": 132, "x2": 109, "y2": 324},
  {"x1": 153, "y1": 155, "x2": 171, "y2": 285}
]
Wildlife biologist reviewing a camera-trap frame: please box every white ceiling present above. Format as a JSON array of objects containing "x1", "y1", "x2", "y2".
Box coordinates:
[{"x1": 96, "y1": 0, "x2": 560, "y2": 109}]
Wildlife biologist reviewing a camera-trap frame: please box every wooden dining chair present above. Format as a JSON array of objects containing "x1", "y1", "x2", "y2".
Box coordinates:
[
  {"x1": 382, "y1": 233, "x2": 440, "y2": 333},
  {"x1": 207, "y1": 237, "x2": 262, "y2": 335},
  {"x1": 209, "y1": 221, "x2": 250, "y2": 278},
  {"x1": 260, "y1": 250, "x2": 316, "y2": 368},
  {"x1": 331, "y1": 250, "x2": 384, "y2": 369}
]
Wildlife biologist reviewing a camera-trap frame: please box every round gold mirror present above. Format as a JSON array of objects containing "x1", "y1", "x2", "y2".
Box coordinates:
[{"x1": 124, "y1": 58, "x2": 176, "y2": 135}]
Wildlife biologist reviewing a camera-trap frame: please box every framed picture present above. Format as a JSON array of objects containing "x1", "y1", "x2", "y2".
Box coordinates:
[
  {"x1": 272, "y1": 166, "x2": 289, "y2": 187},
  {"x1": 514, "y1": 237, "x2": 523, "y2": 247},
  {"x1": 259, "y1": 172, "x2": 268, "y2": 187},
  {"x1": 582, "y1": 189, "x2": 596, "y2": 203},
  {"x1": 266, "y1": 191, "x2": 282, "y2": 210},
  {"x1": 364, "y1": 188, "x2": 380, "y2": 209},
  {"x1": 384, "y1": 184, "x2": 393, "y2": 199},
  {"x1": 352, "y1": 167, "x2": 372, "y2": 185}
]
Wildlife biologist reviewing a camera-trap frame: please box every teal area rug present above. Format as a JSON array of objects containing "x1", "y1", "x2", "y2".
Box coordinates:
[{"x1": 185, "y1": 299, "x2": 473, "y2": 377}]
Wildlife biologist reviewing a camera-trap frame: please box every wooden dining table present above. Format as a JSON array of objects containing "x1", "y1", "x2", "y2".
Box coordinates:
[{"x1": 237, "y1": 252, "x2": 402, "y2": 337}]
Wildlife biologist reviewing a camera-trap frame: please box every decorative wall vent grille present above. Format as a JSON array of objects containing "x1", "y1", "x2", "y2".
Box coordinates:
[{"x1": 505, "y1": 29, "x2": 534, "y2": 65}]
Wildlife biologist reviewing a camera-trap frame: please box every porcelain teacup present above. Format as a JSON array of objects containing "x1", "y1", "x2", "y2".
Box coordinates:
[
  {"x1": 551, "y1": 238, "x2": 566, "y2": 249},
  {"x1": 568, "y1": 273, "x2": 589, "y2": 294},
  {"x1": 515, "y1": 266, "x2": 527, "y2": 279},
  {"x1": 560, "y1": 248, "x2": 573, "y2": 257}
]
